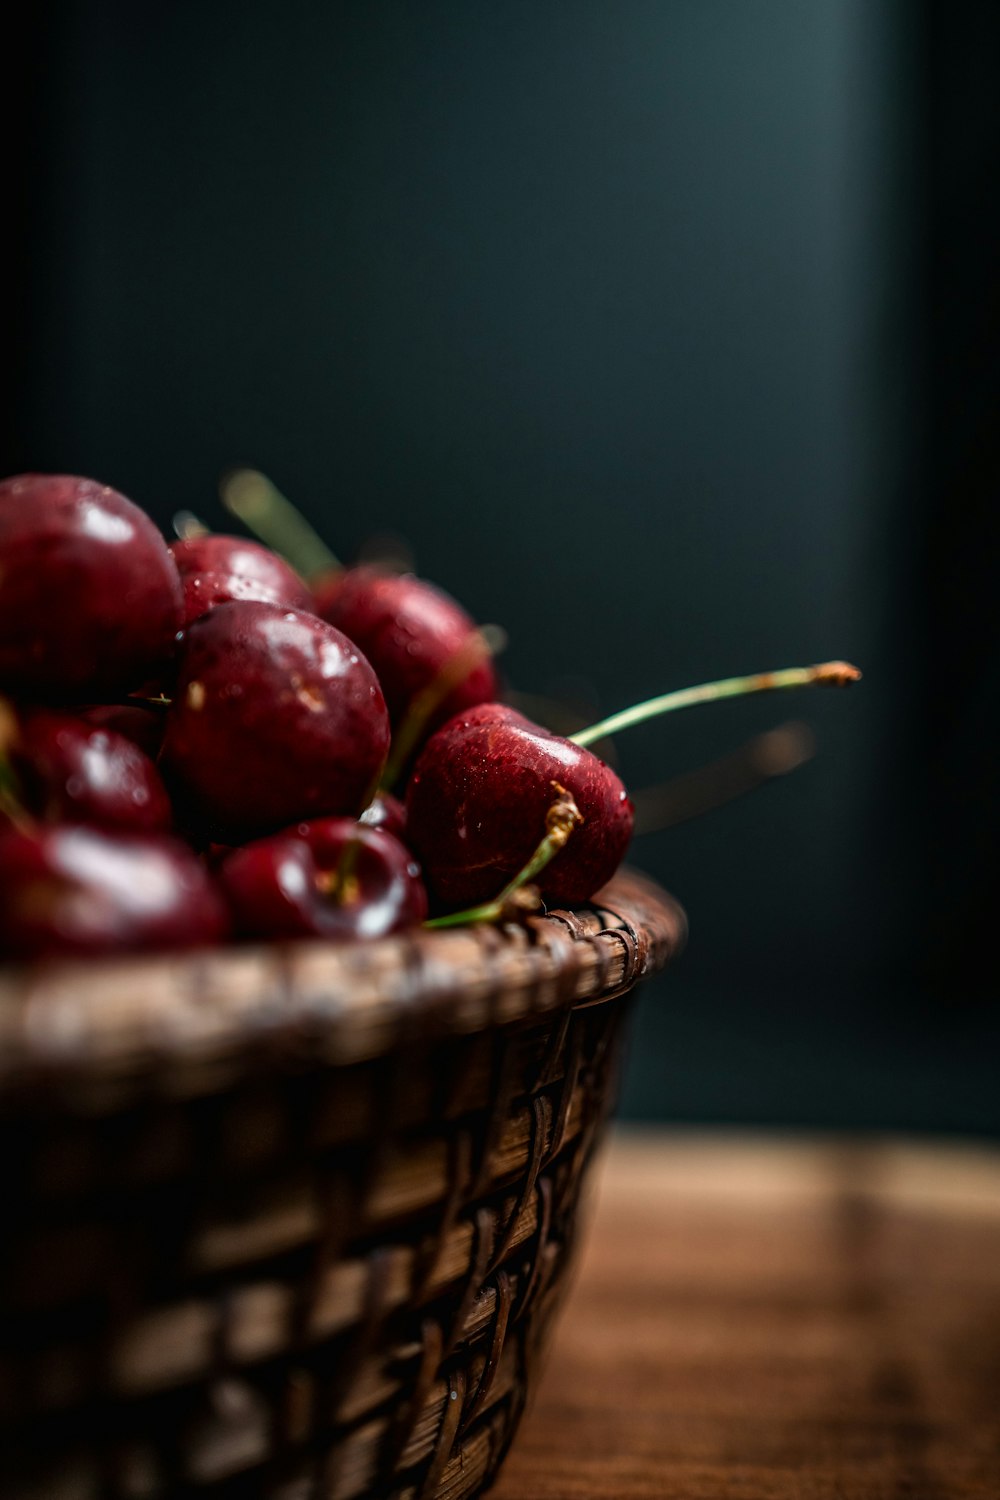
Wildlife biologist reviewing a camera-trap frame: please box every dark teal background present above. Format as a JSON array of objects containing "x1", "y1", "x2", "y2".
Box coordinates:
[{"x1": 8, "y1": 2, "x2": 999, "y2": 1131}]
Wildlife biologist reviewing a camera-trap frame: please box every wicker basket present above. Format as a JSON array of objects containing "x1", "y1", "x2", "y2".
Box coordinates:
[{"x1": 0, "y1": 869, "x2": 684, "y2": 1500}]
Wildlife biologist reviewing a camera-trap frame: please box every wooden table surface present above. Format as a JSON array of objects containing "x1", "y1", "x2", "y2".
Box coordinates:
[{"x1": 492, "y1": 1128, "x2": 1000, "y2": 1499}]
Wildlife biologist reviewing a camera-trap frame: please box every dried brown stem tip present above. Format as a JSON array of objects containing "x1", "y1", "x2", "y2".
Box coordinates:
[
  {"x1": 496, "y1": 885, "x2": 545, "y2": 922},
  {"x1": 546, "y1": 782, "x2": 585, "y2": 847},
  {"x1": 811, "y1": 660, "x2": 863, "y2": 687}
]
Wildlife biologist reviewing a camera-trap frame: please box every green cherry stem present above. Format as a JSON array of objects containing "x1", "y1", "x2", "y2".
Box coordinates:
[
  {"x1": 570, "y1": 660, "x2": 862, "y2": 749},
  {"x1": 425, "y1": 783, "x2": 583, "y2": 929},
  {"x1": 306, "y1": 623, "x2": 508, "y2": 902},
  {"x1": 172, "y1": 510, "x2": 210, "y2": 540},
  {"x1": 379, "y1": 623, "x2": 507, "y2": 792},
  {"x1": 218, "y1": 468, "x2": 340, "y2": 580},
  {"x1": 118, "y1": 695, "x2": 172, "y2": 712}
]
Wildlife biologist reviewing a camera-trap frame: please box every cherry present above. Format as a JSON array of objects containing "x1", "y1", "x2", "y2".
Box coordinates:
[
  {"x1": 169, "y1": 534, "x2": 313, "y2": 627},
  {"x1": 406, "y1": 704, "x2": 633, "y2": 908},
  {"x1": 313, "y1": 566, "x2": 498, "y2": 737},
  {"x1": 218, "y1": 817, "x2": 427, "y2": 940},
  {"x1": 407, "y1": 661, "x2": 862, "y2": 913},
  {"x1": 359, "y1": 790, "x2": 408, "y2": 843},
  {"x1": 76, "y1": 702, "x2": 166, "y2": 760},
  {"x1": 7, "y1": 710, "x2": 172, "y2": 833},
  {"x1": 160, "y1": 600, "x2": 390, "y2": 841},
  {"x1": 217, "y1": 470, "x2": 496, "y2": 745},
  {"x1": 177, "y1": 569, "x2": 286, "y2": 632},
  {"x1": 0, "y1": 474, "x2": 182, "y2": 698},
  {"x1": 0, "y1": 826, "x2": 229, "y2": 958}
]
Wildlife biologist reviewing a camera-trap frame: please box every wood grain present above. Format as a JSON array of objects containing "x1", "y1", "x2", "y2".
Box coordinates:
[{"x1": 492, "y1": 1129, "x2": 1000, "y2": 1499}]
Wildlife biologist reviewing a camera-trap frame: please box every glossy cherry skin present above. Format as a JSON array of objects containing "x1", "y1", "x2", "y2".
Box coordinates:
[
  {"x1": 9, "y1": 711, "x2": 172, "y2": 833},
  {"x1": 0, "y1": 474, "x2": 183, "y2": 698},
  {"x1": 0, "y1": 826, "x2": 229, "y2": 958},
  {"x1": 219, "y1": 818, "x2": 427, "y2": 940},
  {"x1": 313, "y1": 567, "x2": 497, "y2": 737},
  {"x1": 76, "y1": 703, "x2": 165, "y2": 760},
  {"x1": 170, "y1": 535, "x2": 312, "y2": 626},
  {"x1": 161, "y1": 601, "x2": 390, "y2": 842},
  {"x1": 406, "y1": 704, "x2": 634, "y2": 907},
  {"x1": 359, "y1": 790, "x2": 408, "y2": 843}
]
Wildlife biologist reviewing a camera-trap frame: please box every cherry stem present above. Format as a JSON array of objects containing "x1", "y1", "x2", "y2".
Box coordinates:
[
  {"x1": 0, "y1": 702, "x2": 36, "y2": 833},
  {"x1": 122, "y1": 694, "x2": 172, "y2": 712},
  {"x1": 380, "y1": 623, "x2": 507, "y2": 791},
  {"x1": 425, "y1": 783, "x2": 583, "y2": 929},
  {"x1": 218, "y1": 468, "x2": 340, "y2": 579},
  {"x1": 321, "y1": 839, "x2": 362, "y2": 906},
  {"x1": 325, "y1": 818, "x2": 368, "y2": 906},
  {"x1": 630, "y1": 719, "x2": 816, "y2": 836},
  {"x1": 570, "y1": 660, "x2": 862, "y2": 749},
  {"x1": 173, "y1": 510, "x2": 210, "y2": 540}
]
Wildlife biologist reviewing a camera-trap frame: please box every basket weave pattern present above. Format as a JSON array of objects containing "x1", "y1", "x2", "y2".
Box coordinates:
[{"x1": 0, "y1": 871, "x2": 684, "y2": 1499}]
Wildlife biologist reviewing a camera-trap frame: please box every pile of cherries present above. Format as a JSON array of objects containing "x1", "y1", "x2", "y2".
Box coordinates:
[
  {"x1": 0, "y1": 472, "x2": 860, "y2": 962},
  {"x1": 0, "y1": 472, "x2": 644, "y2": 960}
]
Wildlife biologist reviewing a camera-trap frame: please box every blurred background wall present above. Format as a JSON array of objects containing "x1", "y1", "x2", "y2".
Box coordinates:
[{"x1": 6, "y1": 1, "x2": 998, "y2": 1132}]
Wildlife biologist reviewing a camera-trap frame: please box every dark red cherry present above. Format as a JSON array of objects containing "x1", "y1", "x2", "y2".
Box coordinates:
[
  {"x1": 9, "y1": 711, "x2": 172, "y2": 832},
  {"x1": 0, "y1": 474, "x2": 183, "y2": 698},
  {"x1": 313, "y1": 567, "x2": 497, "y2": 736},
  {"x1": 205, "y1": 795, "x2": 408, "y2": 872},
  {"x1": 177, "y1": 569, "x2": 282, "y2": 631},
  {"x1": 359, "y1": 790, "x2": 408, "y2": 843},
  {"x1": 76, "y1": 702, "x2": 165, "y2": 760},
  {"x1": 160, "y1": 601, "x2": 390, "y2": 841},
  {"x1": 218, "y1": 817, "x2": 427, "y2": 940},
  {"x1": 0, "y1": 826, "x2": 229, "y2": 958},
  {"x1": 170, "y1": 535, "x2": 312, "y2": 626},
  {"x1": 406, "y1": 704, "x2": 634, "y2": 907}
]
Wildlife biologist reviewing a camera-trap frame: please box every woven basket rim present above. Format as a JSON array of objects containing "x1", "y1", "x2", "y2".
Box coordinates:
[{"x1": 0, "y1": 867, "x2": 685, "y2": 1097}]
